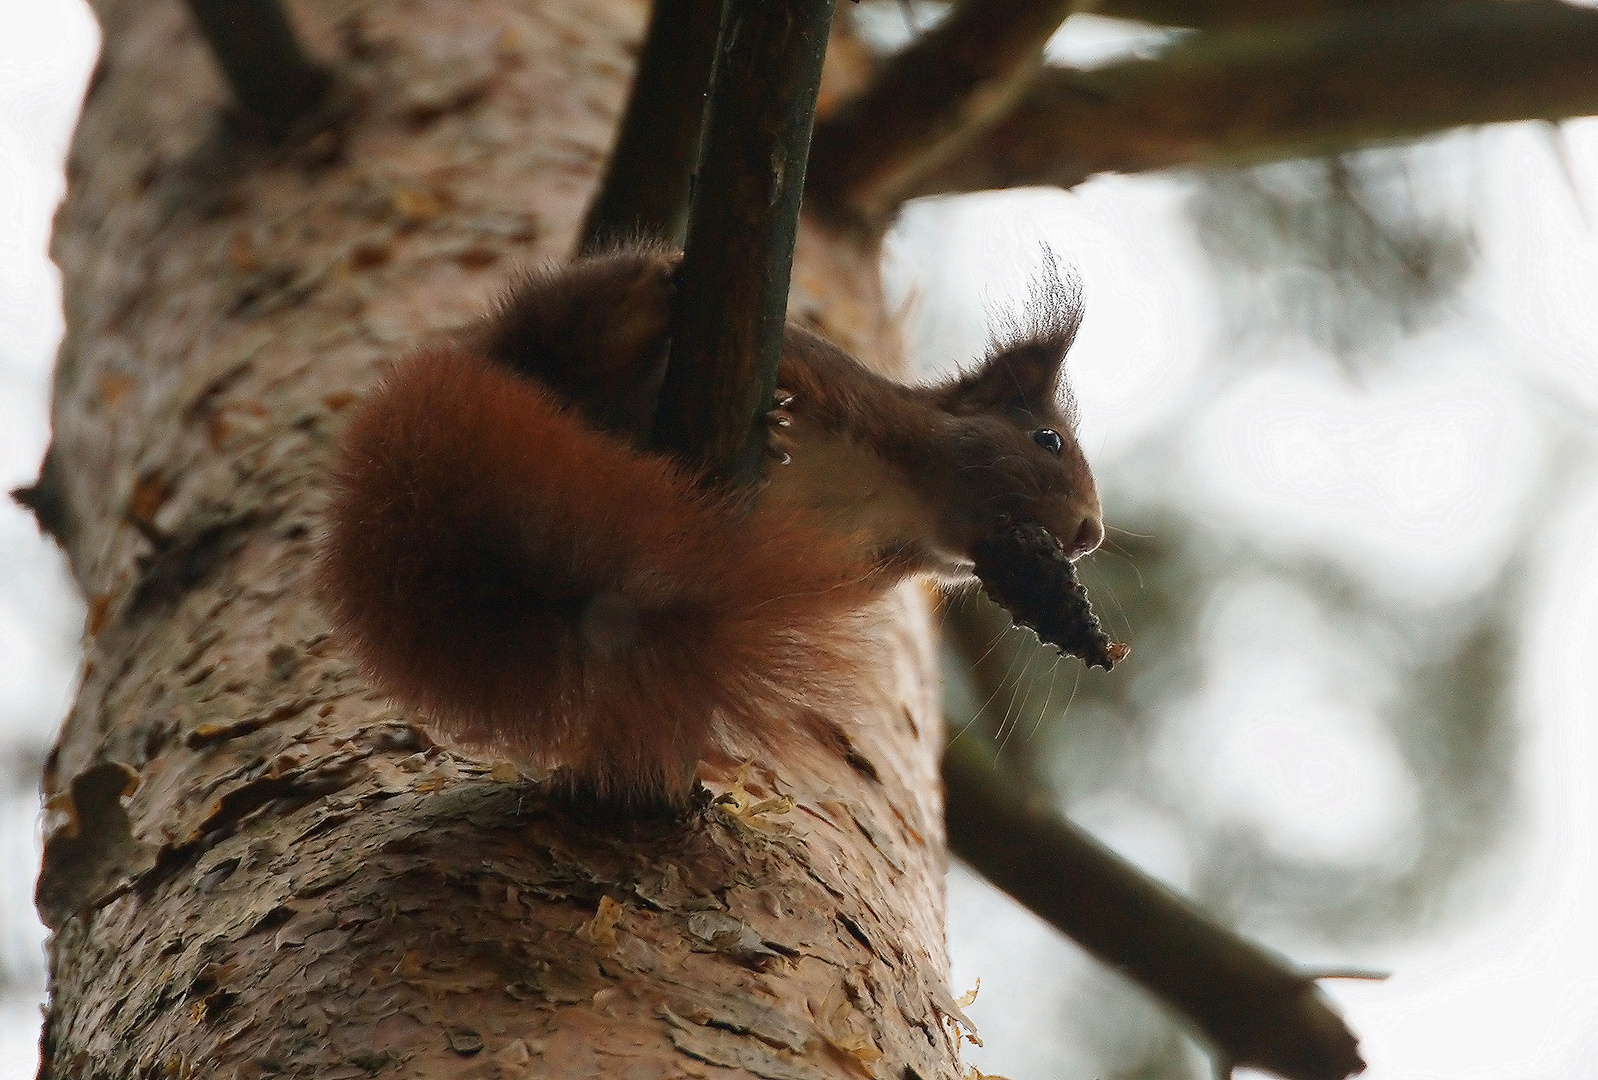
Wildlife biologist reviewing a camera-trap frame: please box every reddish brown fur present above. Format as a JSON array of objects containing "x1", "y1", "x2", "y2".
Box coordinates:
[
  {"x1": 319, "y1": 345, "x2": 886, "y2": 802},
  {"x1": 319, "y1": 249, "x2": 1101, "y2": 805},
  {"x1": 773, "y1": 319, "x2": 1099, "y2": 572}
]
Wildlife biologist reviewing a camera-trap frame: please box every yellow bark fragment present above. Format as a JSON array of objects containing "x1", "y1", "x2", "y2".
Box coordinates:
[
  {"x1": 815, "y1": 984, "x2": 884, "y2": 1078},
  {"x1": 578, "y1": 895, "x2": 624, "y2": 949}
]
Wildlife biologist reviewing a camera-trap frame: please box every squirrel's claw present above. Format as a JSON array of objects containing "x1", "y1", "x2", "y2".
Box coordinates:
[
  {"x1": 766, "y1": 428, "x2": 795, "y2": 464},
  {"x1": 766, "y1": 388, "x2": 796, "y2": 465}
]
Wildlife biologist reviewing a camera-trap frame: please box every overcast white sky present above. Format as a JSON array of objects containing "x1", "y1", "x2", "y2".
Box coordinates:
[
  {"x1": 1, "y1": 3, "x2": 1594, "y2": 1078},
  {"x1": 885, "y1": 154, "x2": 1598, "y2": 1077}
]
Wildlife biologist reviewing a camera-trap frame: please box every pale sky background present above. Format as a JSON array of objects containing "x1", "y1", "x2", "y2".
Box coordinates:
[{"x1": 1, "y1": 3, "x2": 1594, "y2": 1078}]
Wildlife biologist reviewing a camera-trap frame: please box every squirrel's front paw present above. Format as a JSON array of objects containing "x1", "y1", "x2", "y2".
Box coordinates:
[{"x1": 766, "y1": 388, "x2": 796, "y2": 466}]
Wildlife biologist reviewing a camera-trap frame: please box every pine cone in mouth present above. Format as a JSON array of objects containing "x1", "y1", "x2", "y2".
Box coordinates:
[{"x1": 973, "y1": 523, "x2": 1130, "y2": 672}]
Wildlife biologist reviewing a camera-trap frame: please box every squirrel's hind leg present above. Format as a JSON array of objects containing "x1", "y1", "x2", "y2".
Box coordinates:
[{"x1": 480, "y1": 249, "x2": 682, "y2": 442}]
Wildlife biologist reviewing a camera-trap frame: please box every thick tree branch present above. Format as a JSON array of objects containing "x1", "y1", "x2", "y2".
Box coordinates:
[
  {"x1": 652, "y1": 0, "x2": 840, "y2": 486},
  {"x1": 43, "y1": 1, "x2": 951, "y2": 1075},
  {"x1": 1091, "y1": 0, "x2": 1427, "y2": 29},
  {"x1": 183, "y1": 0, "x2": 332, "y2": 139},
  {"x1": 901, "y1": 0, "x2": 1598, "y2": 209},
  {"x1": 576, "y1": 0, "x2": 724, "y2": 254},
  {"x1": 808, "y1": 0, "x2": 1074, "y2": 228},
  {"x1": 943, "y1": 736, "x2": 1366, "y2": 1080}
]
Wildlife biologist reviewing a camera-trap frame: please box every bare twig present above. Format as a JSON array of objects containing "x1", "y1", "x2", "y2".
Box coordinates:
[
  {"x1": 651, "y1": 0, "x2": 841, "y2": 486},
  {"x1": 908, "y1": 0, "x2": 1598, "y2": 203},
  {"x1": 576, "y1": 0, "x2": 724, "y2": 254},
  {"x1": 10, "y1": 449, "x2": 74, "y2": 550},
  {"x1": 808, "y1": 0, "x2": 1073, "y2": 228},
  {"x1": 183, "y1": 0, "x2": 331, "y2": 139},
  {"x1": 943, "y1": 736, "x2": 1366, "y2": 1080}
]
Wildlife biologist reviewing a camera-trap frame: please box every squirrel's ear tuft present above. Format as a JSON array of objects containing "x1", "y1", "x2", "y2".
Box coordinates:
[{"x1": 941, "y1": 256, "x2": 1083, "y2": 417}]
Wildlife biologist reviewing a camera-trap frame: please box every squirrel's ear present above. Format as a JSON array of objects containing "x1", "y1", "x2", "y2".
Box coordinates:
[
  {"x1": 938, "y1": 258, "x2": 1083, "y2": 416},
  {"x1": 943, "y1": 336, "x2": 1071, "y2": 414}
]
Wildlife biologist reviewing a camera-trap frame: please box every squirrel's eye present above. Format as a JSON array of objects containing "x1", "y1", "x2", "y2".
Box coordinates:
[{"x1": 1032, "y1": 428, "x2": 1063, "y2": 455}]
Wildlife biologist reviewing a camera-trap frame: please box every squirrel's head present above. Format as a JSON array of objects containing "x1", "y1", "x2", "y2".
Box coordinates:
[
  {"x1": 916, "y1": 274, "x2": 1101, "y2": 571},
  {"x1": 923, "y1": 334, "x2": 1101, "y2": 568},
  {"x1": 762, "y1": 264, "x2": 1100, "y2": 586}
]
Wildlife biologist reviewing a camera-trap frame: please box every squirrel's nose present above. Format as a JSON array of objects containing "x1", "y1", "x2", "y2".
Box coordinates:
[{"x1": 1064, "y1": 514, "x2": 1104, "y2": 560}]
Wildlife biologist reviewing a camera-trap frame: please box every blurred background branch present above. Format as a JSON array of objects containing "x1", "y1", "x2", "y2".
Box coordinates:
[
  {"x1": 1092, "y1": 0, "x2": 1453, "y2": 29},
  {"x1": 808, "y1": 0, "x2": 1074, "y2": 228},
  {"x1": 945, "y1": 734, "x2": 1365, "y2": 1080},
  {"x1": 854, "y1": 1, "x2": 1598, "y2": 222}
]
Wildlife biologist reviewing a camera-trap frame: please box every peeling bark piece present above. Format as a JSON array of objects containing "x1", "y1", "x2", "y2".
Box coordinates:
[
  {"x1": 973, "y1": 523, "x2": 1129, "y2": 671},
  {"x1": 445, "y1": 1027, "x2": 484, "y2": 1055},
  {"x1": 686, "y1": 911, "x2": 783, "y2": 962},
  {"x1": 35, "y1": 761, "x2": 159, "y2": 929}
]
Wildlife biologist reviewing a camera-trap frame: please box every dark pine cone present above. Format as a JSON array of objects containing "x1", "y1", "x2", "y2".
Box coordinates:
[{"x1": 973, "y1": 523, "x2": 1130, "y2": 671}]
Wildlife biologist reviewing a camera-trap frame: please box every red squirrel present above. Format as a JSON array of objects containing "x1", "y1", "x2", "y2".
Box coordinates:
[{"x1": 318, "y1": 249, "x2": 1102, "y2": 802}]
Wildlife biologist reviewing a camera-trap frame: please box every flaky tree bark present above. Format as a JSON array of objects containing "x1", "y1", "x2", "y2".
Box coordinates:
[{"x1": 35, "y1": 1, "x2": 957, "y2": 1077}]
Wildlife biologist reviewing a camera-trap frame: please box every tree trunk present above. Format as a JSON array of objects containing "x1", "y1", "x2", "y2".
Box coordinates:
[{"x1": 36, "y1": 1, "x2": 957, "y2": 1077}]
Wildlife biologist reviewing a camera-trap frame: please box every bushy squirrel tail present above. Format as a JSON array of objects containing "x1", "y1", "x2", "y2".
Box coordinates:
[{"x1": 318, "y1": 346, "x2": 883, "y2": 802}]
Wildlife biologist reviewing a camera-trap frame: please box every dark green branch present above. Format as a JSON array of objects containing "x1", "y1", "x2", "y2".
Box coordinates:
[
  {"x1": 576, "y1": 0, "x2": 725, "y2": 255},
  {"x1": 907, "y1": 0, "x2": 1598, "y2": 205},
  {"x1": 652, "y1": 0, "x2": 840, "y2": 486},
  {"x1": 183, "y1": 0, "x2": 332, "y2": 139},
  {"x1": 944, "y1": 737, "x2": 1366, "y2": 1080},
  {"x1": 808, "y1": 0, "x2": 1074, "y2": 228}
]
